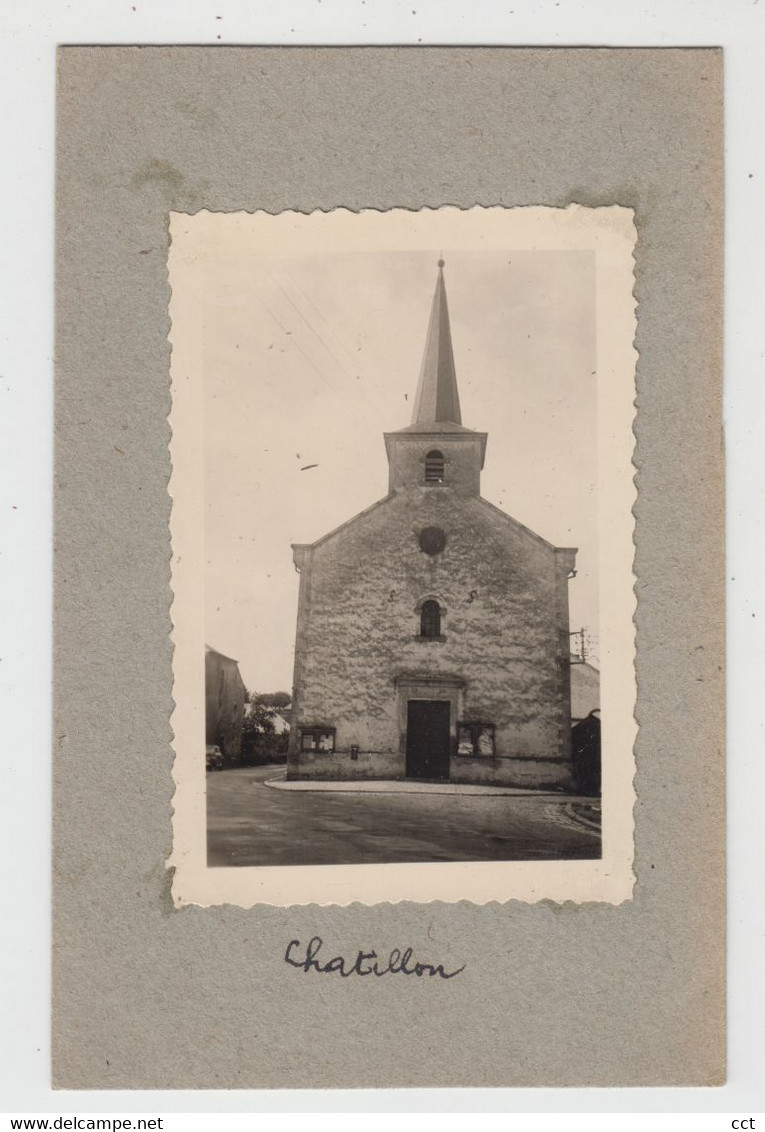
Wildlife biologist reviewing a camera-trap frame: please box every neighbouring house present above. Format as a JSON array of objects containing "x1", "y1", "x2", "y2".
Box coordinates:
[
  {"x1": 569, "y1": 661, "x2": 601, "y2": 795},
  {"x1": 205, "y1": 645, "x2": 246, "y2": 764},
  {"x1": 571, "y1": 710, "x2": 601, "y2": 797},
  {"x1": 287, "y1": 261, "x2": 579, "y2": 789},
  {"x1": 570, "y1": 660, "x2": 600, "y2": 722}
]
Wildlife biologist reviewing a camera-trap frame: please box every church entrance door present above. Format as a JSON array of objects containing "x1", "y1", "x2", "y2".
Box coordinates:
[{"x1": 405, "y1": 700, "x2": 451, "y2": 780}]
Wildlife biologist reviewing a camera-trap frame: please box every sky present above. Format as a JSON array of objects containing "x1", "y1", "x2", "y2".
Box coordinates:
[{"x1": 196, "y1": 238, "x2": 598, "y2": 694}]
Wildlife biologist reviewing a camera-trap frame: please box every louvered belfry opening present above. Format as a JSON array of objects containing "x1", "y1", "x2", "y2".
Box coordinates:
[
  {"x1": 424, "y1": 449, "x2": 445, "y2": 484},
  {"x1": 420, "y1": 599, "x2": 442, "y2": 638}
]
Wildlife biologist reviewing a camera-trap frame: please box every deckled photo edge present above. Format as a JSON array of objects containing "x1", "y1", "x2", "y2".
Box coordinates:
[{"x1": 167, "y1": 204, "x2": 637, "y2": 909}]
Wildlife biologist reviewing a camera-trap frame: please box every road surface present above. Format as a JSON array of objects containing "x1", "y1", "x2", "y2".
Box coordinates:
[{"x1": 207, "y1": 765, "x2": 601, "y2": 866}]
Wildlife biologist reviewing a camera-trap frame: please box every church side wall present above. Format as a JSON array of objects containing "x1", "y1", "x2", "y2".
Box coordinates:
[{"x1": 289, "y1": 489, "x2": 574, "y2": 787}]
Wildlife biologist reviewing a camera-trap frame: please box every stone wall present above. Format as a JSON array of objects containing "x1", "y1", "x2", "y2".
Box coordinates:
[
  {"x1": 288, "y1": 484, "x2": 575, "y2": 787},
  {"x1": 205, "y1": 648, "x2": 246, "y2": 763}
]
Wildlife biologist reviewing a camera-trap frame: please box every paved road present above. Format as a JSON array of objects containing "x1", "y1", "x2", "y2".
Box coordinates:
[{"x1": 207, "y1": 765, "x2": 601, "y2": 867}]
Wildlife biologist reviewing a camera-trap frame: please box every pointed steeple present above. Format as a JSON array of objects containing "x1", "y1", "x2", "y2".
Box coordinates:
[
  {"x1": 411, "y1": 260, "x2": 462, "y2": 426},
  {"x1": 383, "y1": 260, "x2": 486, "y2": 493}
]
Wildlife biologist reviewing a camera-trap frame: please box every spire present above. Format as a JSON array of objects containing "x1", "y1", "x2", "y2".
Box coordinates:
[{"x1": 411, "y1": 260, "x2": 462, "y2": 426}]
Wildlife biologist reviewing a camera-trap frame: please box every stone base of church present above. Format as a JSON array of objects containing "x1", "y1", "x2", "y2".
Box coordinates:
[
  {"x1": 449, "y1": 757, "x2": 572, "y2": 791},
  {"x1": 287, "y1": 749, "x2": 573, "y2": 791},
  {"x1": 286, "y1": 748, "x2": 402, "y2": 781}
]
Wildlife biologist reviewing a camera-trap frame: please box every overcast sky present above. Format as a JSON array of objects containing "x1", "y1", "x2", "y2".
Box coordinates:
[{"x1": 197, "y1": 240, "x2": 598, "y2": 693}]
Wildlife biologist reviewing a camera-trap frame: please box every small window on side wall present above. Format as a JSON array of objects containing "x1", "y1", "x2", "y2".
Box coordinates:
[
  {"x1": 457, "y1": 722, "x2": 496, "y2": 757},
  {"x1": 424, "y1": 450, "x2": 445, "y2": 484},
  {"x1": 420, "y1": 599, "x2": 442, "y2": 638}
]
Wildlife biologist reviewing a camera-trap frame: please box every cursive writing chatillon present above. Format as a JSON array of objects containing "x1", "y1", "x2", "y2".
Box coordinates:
[{"x1": 285, "y1": 936, "x2": 466, "y2": 979}]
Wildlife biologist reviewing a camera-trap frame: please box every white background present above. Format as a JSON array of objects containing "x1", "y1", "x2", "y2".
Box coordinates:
[{"x1": 1, "y1": 0, "x2": 762, "y2": 1117}]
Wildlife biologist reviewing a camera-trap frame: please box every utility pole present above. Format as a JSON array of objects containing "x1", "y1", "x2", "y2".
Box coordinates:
[{"x1": 569, "y1": 627, "x2": 587, "y2": 665}]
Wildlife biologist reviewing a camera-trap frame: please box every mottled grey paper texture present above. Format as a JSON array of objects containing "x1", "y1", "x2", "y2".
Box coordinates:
[{"x1": 54, "y1": 46, "x2": 724, "y2": 1088}]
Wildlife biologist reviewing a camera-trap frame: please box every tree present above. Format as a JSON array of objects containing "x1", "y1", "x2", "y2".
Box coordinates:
[
  {"x1": 253, "y1": 690, "x2": 292, "y2": 710},
  {"x1": 240, "y1": 692, "x2": 290, "y2": 765}
]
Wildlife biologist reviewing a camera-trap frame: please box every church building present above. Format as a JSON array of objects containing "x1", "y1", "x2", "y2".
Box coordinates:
[{"x1": 287, "y1": 262, "x2": 578, "y2": 789}]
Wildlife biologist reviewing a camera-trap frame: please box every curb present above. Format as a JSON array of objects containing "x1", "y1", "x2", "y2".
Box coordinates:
[{"x1": 263, "y1": 775, "x2": 581, "y2": 800}]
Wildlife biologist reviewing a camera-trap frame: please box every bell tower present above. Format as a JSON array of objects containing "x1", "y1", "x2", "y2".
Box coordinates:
[{"x1": 384, "y1": 260, "x2": 487, "y2": 496}]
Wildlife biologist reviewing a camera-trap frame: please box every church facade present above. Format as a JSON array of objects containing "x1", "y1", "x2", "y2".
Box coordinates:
[{"x1": 287, "y1": 263, "x2": 578, "y2": 789}]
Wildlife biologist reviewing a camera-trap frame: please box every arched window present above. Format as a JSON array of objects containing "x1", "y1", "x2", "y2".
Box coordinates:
[
  {"x1": 420, "y1": 599, "x2": 442, "y2": 638},
  {"x1": 424, "y1": 449, "x2": 445, "y2": 484}
]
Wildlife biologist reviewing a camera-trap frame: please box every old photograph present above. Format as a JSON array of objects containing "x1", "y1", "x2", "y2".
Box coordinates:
[
  {"x1": 169, "y1": 206, "x2": 637, "y2": 906},
  {"x1": 47, "y1": 43, "x2": 727, "y2": 1093}
]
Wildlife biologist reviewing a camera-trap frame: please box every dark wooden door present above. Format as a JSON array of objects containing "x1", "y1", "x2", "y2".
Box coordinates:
[{"x1": 405, "y1": 700, "x2": 451, "y2": 780}]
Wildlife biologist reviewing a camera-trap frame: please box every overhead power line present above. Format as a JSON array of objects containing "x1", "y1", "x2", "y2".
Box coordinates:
[{"x1": 251, "y1": 287, "x2": 339, "y2": 396}]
